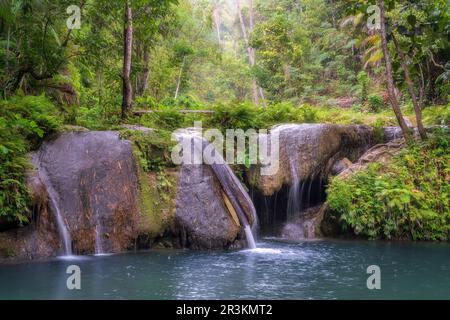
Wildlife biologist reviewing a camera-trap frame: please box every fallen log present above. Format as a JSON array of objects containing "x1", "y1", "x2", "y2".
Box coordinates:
[{"x1": 133, "y1": 109, "x2": 215, "y2": 116}]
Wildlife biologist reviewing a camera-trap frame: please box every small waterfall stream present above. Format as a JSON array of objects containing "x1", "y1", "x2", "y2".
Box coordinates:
[
  {"x1": 275, "y1": 124, "x2": 325, "y2": 220},
  {"x1": 95, "y1": 225, "x2": 104, "y2": 255},
  {"x1": 244, "y1": 225, "x2": 256, "y2": 249},
  {"x1": 286, "y1": 153, "x2": 301, "y2": 218},
  {"x1": 37, "y1": 168, "x2": 72, "y2": 256},
  {"x1": 274, "y1": 124, "x2": 307, "y2": 219}
]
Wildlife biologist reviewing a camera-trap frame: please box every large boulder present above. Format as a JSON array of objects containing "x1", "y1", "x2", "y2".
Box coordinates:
[
  {"x1": 248, "y1": 124, "x2": 374, "y2": 196},
  {"x1": 1, "y1": 126, "x2": 258, "y2": 262},
  {"x1": 31, "y1": 131, "x2": 140, "y2": 254},
  {"x1": 174, "y1": 164, "x2": 244, "y2": 249},
  {"x1": 172, "y1": 130, "x2": 255, "y2": 249}
]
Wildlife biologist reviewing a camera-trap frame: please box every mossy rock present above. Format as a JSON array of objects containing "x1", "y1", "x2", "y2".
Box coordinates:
[
  {"x1": 0, "y1": 234, "x2": 17, "y2": 258},
  {"x1": 136, "y1": 166, "x2": 178, "y2": 238}
]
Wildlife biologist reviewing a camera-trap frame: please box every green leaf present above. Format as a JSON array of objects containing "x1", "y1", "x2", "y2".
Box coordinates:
[{"x1": 50, "y1": 26, "x2": 61, "y2": 47}]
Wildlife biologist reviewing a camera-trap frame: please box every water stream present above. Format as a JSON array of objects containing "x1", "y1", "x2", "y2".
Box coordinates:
[
  {"x1": 95, "y1": 225, "x2": 104, "y2": 255},
  {"x1": 244, "y1": 225, "x2": 257, "y2": 249},
  {"x1": 37, "y1": 168, "x2": 72, "y2": 256}
]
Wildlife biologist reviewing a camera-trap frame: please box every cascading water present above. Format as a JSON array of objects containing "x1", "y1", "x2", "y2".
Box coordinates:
[
  {"x1": 244, "y1": 225, "x2": 256, "y2": 249},
  {"x1": 95, "y1": 224, "x2": 104, "y2": 255},
  {"x1": 36, "y1": 168, "x2": 72, "y2": 256},
  {"x1": 174, "y1": 129, "x2": 257, "y2": 249},
  {"x1": 274, "y1": 124, "x2": 326, "y2": 219},
  {"x1": 273, "y1": 124, "x2": 305, "y2": 218},
  {"x1": 286, "y1": 154, "x2": 301, "y2": 218}
]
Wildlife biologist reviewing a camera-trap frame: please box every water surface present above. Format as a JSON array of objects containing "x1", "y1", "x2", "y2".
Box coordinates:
[{"x1": 0, "y1": 239, "x2": 449, "y2": 299}]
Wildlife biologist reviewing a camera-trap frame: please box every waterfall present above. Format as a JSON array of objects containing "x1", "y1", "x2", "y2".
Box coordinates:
[
  {"x1": 174, "y1": 129, "x2": 258, "y2": 249},
  {"x1": 210, "y1": 162, "x2": 258, "y2": 249},
  {"x1": 286, "y1": 156, "x2": 301, "y2": 218},
  {"x1": 273, "y1": 124, "x2": 326, "y2": 219},
  {"x1": 37, "y1": 169, "x2": 72, "y2": 256},
  {"x1": 95, "y1": 224, "x2": 104, "y2": 255},
  {"x1": 244, "y1": 225, "x2": 257, "y2": 249},
  {"x1": 277, "y1": 125, "x2": 303, "y2": 218}
]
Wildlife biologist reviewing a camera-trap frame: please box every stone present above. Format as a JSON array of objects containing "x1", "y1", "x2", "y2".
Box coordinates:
[
  {"x1": 173, "y1": 164, "x2": 242, "y2": 249},
  {"x1": 248, "y1": 124, "x2": 374, "y2": 196},
  {"x1": 31, "y1": 131, "x2": 140, "y2": 254},
  {"x1": 280, "y1": 205, "x2": 324, "y2": 240},
  {"x1": 331, "y1": 158, "x2": 353, "y2": 175}
]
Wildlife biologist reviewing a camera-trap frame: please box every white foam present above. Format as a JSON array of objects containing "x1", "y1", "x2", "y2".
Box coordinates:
[
  {"x1": 94, "y1": 253, "x2": 113, "y2": 257},
  {"x1": 241, "y1": 248, "x2": 282, "y2": 254},
  {"x1": 57, "y1": 255, "x2": 91, "y2": 261}
]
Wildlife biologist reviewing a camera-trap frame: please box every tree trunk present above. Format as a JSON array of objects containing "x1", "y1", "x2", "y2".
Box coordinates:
[
  {"x1": 392, "y1": 35, "x2": 427, "y2": 140},
  {"x1": 248, "y1": 0, "x2": 266, "y2": 107},
  {"x1": 236, "y1": 0, "x2": 260, "y2": 105},
  {"x1": 213, "y1": 7, "x2": 222, "y2": 50},
  {"x1": 174, "y1": 55, "x2": 186, "y2": 99},
  {"x1": 135, "y1": 38, "x2": 141, "y2": 97},
  {"x1": 121, "y1": 1, "x2": 133, "y2": 119},
  {"x1": 377, "y1": 0, "x2": 411, "y2": 141},
  {"x1": 141, "y1": 46, "x2": 150, "y2": 95}
]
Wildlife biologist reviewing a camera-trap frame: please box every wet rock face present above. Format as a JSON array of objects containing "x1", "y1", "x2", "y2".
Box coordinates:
[
  {"x1": 0, "y1": 171, "x2": 61, "y2": 262},
  {"x1": 383, "y1": 127, "x2": 404, "y2": 142},
  {"x1": 331, "y1": 158, "x2": 353, "y2": 176},
  {"x1": 248, "y1": 124, "x2": 374, "y2": 196},
  {"x1": 280, "y1": 206, "x2": 324, "y2": 240},
  {"x1": 336, "y1": 138, "x2": 406, "y2": 179},
  {"x1": 174, "y1": 164, "x2": 242, "y2": 249},
  {"x1": 33, "y1": 131, "x2": 140, "y2": 254}
]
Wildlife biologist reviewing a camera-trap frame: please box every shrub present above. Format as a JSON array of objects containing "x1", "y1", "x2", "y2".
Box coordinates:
[
  {"x1": 160, "y1": 95, "x2": 203, "y2": 110},
  {"x1": 140, "y1": 107, "x2": 186, "y2": 131},
  {"x1": 209, "y1": 102, "x2": 263, "y2": 132},
  {"x1": 134, "y1": 95, "x2": 159, "y2": 110},
  {"x1": 422, "y1": 104, "x2": 450, "y2": 126},
  {"x1": 357, "y1": 71, "x2": 369, "y2": 103},
  {"x1": 119, "y1": 129, "x2": 175, "y2": 173},
  {"x1": 298, "y1": 104, "x2": 318, "y2": 123},
  {"x1": 327, "y1": 130, "x2": 450, "y2": 241},
  {"x1": 0, "y1": 94, "x2": 62, "y2": 224},
  {"x1": 257, "y1": 102, "x2": 302, "y2": 126},
  {"x1": 368, "y1": 94, "x2": 385, "y2": 112}
]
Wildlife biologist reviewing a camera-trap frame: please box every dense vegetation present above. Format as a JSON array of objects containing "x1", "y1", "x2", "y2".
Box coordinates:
[
  {"x1": 0, "y1": 95, "x2": 61, "y2": 224},
  {"x1": 327, "y1": 129, "x2": 450, "y2": 240},
  {"x1": 0, "y1": 0, "x2": 448, "y2": 238}
]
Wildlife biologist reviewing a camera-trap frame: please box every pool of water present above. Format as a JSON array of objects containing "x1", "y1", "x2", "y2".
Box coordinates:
[{"x1": 0, "y1": 239, "x2": 449, "y2": 299}]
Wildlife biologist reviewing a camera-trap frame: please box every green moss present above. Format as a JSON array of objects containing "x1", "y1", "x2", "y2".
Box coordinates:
[
  {"x1": 125, "y1": 133, "x2": 178, "y2": 238},
  {"x1": 0, "y1": 234, "x2": 16, "y2": 258},
  {"x1": 136, "y1": 160, "x2": 177, "y2": 237},
  {"x1": 138, "y1": 169, "x2": 173, "y2": 236},
  {"x1": 119, "y1": 129, "x2": 175, "y2": 172}
]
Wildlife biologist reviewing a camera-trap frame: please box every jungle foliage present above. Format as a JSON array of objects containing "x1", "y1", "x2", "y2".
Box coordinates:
[
  {"x1": 327, "y1": 129, "x2": 450, "y2": 240},
  {"x1": 0, "y1": 0, "x2": 448, "y2": 232}
]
